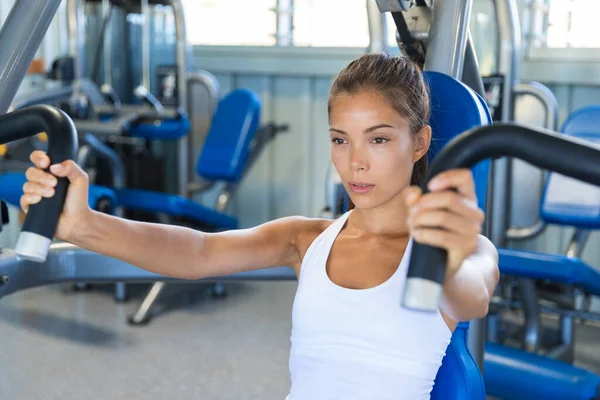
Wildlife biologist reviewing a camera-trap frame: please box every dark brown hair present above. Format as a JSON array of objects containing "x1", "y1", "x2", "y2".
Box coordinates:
[{"x1": 328, "y1": 52, "x2": 431, "y2": 210}]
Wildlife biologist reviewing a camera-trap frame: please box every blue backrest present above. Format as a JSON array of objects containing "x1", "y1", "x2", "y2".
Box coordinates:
[
  {"x1": 424, "y1": 71, "x2": 491, "y2": 211},
  {"x1": 540, "y1": 105, "x2": 600, "y2": 229},
  {"x1": 424, "y1": 71, "x2": 491, "y2": 400},
  {"x1": 196, "y1": 88, "x2": 261, "y2": 182}
]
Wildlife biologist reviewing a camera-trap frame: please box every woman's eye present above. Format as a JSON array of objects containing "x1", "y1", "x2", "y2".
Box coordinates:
[
  {"x1": 372, "y1": 137, "x2": 388, "y2": 144},
  {"x1": 331, "y1": 138, "x2": 346, "y2": 145}
]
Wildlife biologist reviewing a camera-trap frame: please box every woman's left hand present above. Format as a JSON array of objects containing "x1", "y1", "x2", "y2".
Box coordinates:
[{"x1": 404, "y1": 168, "x2": 485, "y2": 277}]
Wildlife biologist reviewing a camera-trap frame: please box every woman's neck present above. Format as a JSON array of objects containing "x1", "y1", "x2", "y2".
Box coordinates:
[{"x1": 347, "y1": 197, "x2": 410, "y2": 237}]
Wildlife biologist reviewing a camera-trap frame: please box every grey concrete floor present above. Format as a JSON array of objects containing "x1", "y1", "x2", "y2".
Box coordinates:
[
  {"x1": 0, "y1": 281, "x2": 296, "y2": 400},
  {"x1": 1, "y1": 281, "x2": 600, "y2": 400}
]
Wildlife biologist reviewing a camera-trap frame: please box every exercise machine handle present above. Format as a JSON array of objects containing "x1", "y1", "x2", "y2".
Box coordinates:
[
  {"x1": 0, "y1": 105, "x2": 78, "y2": 262},
  {"x1": 403, "y1": 122, "x2": 600, "y2": 311}
]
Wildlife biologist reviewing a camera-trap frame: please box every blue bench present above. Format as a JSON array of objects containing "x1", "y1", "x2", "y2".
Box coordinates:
[
  {"x1": 114, "y1": 88, "x2": 263, "y2": 231},
  {"x1": 490, "y1": 105, "x2": 600, "y2": 398},
  {"x1": 499, "y1": 105, "x2": 600, "y2": 295}
]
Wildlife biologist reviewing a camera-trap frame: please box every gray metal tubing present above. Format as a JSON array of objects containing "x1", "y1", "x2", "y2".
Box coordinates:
[
  {"x1": 141, "y1": 0, "x2": 151, "y2": 89},
  {"x1": 367, "y1": 0, "x2": 389, "y2": 53},
  {"x1": 0, "y1": 0, "x2": 62, "y2": 115},
  {"x1": 461, "y1": 30, "x2": 486, "y2": 98},
  {"x1": 171, "y1": 0, "x2": 190, "y2": 197},
  {"x1": 67, "y1": 0, "x2": 85, "y2": 83},
  {"x1": 492, "y1": 299, "x2": 600, "y2": 321},
  {"x1": 514, "y1": 81, "x2": 559, "y2": 132},
  {"x1": 187, "y1": 71, "x2": 220, "y2": 117},
  {"x1": 74, "y1": 119, "x2": 128, "y2": 137},
  {"x1": 519, "y1": 278, "x2": 541, "y2": 352},
  {"x1": 9, "y1": 86, "x2": 74, "y2": 112},
  {"x1": 424, "y1": 0, "x2": 472, "y2": 79},
  {"x1": 0, "y1": 245, "x2": 297, "y2": 299},
  {"x1": 489, "y1": 0, "x2": 521, "y2": 248},
  {"x1": 102, "y1": 0, "x2": 112, "y2": 86},
  {"x1": 504, "y1": 82, "x2": 557, "y2": 241},
  {"x1": 565, "y1": 229, "x2": 591, "y2": 259},
  {"x1": 82, "y1": 133, "x2": 126, "y2": 189},
  {"x1": 506, "y1": 219, "x2": 547, "y2": 241}
]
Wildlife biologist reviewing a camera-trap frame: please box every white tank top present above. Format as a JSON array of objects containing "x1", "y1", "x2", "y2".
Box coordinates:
[{"x1": 288, "y1": 210, "x2": 453, "y2": 400}]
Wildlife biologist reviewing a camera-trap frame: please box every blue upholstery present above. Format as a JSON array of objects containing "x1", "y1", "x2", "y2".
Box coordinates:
[
  {"x1": 540, "y1": 106, "x2": 600, "y2": 228},
  {"x1": 424, "y1": 71, "x2": 492, "y2": 210},
  {"x1": 127, "y1": 115, "x2": 191, "y2": 140},
  {"x1": 0, "y1": 172, "x2": 117, "y2": 213},
  {"x1": 431, "y1": 323, "x2": 486, "y2": 400},
  {"x1": 115, "y1": 188, "x2": 237, "y2": 230},
  {"x1": 196, "y1": 88, "x2": 261, "y2": 182},
  {"x1": 114, "y1": 88, "x2": 261, "y2": 230},
  {"x1": 498, "y1": 106, "x2": 600, "y2": 293},
  {"x1": 421, "y1": 72, "x2": 491, "y2": 400},
  {"x1": 485, "y1": 342, "x2": 600, "y2": 400},
  {"x1": 498, "y1": 248, "x2": 600, "y2": 296}
]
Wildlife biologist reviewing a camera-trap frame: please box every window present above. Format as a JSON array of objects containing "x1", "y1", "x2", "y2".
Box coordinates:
[
  {"x1": 182, "y1": 0, "x2": 400, "y2": 49},
  {"x1": 293, "y1": 0, "x2": 369, "y2": 47},
  {"x1": 534, "y1": 0, "x2": 600, "y2": 48},
  {"x1": 293, "y1": 0, "x2": 399, "y2": 48},
  {"x1": 182, "y1": 0, "x2": 277, "y2": 46}
]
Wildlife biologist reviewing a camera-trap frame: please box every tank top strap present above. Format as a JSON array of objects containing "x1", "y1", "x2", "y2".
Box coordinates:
[{"x1": 298, "y1": 210, "x2": 352, "y2": 281}]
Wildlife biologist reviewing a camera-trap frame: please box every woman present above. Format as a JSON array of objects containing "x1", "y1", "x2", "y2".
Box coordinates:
[{"x1": 20, "y1": 53, "x2": 499, "y2": 399}]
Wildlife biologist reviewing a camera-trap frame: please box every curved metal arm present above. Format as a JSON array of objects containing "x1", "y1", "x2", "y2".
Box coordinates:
[
  {"x1": 506, "y1": 219, "x2": 546, "y2": 241},
  {"x1": 187, "y1": 70, "x2": 220, "y2": 117},
  {"x1": 81, "y1": 133, "x2": 125, "y2": 189},
  {"x1": 0, "y1": 105, "x2": 78, "y2": 263},
  {"x1": 403, "y1": 122, "x2": 600, "y2": 312},
  {"x1": 514, "y1": 81, "x2": 559, "y2": 131}
]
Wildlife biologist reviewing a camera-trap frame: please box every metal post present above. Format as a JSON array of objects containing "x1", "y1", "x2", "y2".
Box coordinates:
[
  {"x1": 66, "y1": 0, "x2": 85, "y2": 83},
  {"x1": 489, "y1": 0, "x2": 520, "y2": 247},
  {"x1": 102, "y1": 0, "x2": 112, "y2": 86},
  {"x1": 367, "y1": 0, "x2": 389, "y2": 53},
  {"x1": 171, "y1": 0, "x2": 191, "y2": 197},
  {"x1": 423, "y1": 0, "x2": 472, "y2": 79},
  {"x1": 141, "y1": 0, "x2": 151, "y2": 90},
  {"x1": 0, "y1": 0, "x2": 62, "y2": 115}
]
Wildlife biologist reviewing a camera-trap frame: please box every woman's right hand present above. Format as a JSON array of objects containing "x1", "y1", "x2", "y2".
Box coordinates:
[{"x1": 20, "y1": 150, "x2": 92, "y2": 242}]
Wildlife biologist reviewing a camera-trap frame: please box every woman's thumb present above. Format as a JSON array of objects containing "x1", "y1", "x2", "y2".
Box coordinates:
[{"x1": 49, "y1": 160, "x2": 88, "y2": 185}]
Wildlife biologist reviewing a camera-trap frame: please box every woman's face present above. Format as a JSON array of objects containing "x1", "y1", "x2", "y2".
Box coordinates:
[{"x1": 329, "y1": 90, "x2": 429, "y2": 211}]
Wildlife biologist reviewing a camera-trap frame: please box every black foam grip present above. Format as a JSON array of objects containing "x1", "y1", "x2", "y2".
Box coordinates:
[
  {"x1": 21, "y1": 177, "x2": 69, "y2": 239},
  {"x1": 405, "y1": 122, "x2": 600, "y2": 304},
  {"x1": 0, "y1": 105, "x2": 78, "y2": 240}
]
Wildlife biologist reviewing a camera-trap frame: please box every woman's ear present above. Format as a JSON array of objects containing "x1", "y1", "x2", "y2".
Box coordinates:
[{"x1": 413, "y1": 125, "x2": 432, "y2": 162}]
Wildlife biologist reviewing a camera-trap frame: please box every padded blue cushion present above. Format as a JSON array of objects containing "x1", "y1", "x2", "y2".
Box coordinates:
[
  {"x1": 540, "y1": 106, "x2": 600, "y2": 228},
  {"x1": 0, "y1": 172, "x2": 116, "y2": 212},
  {"x1": 127, "y1": 115, "x2": 191, "y2": 140},
  {"x1": 431, "y1": 322, "x2": 486, "y2": 400},
  {"x1": 424, "y1": 71, "x2": 492, "y2": 211},
  {"x1": 196, "y1": 88, "x2": 261, "y2": 182},
  {"x1": 115, "y1": 188, "x2": 238, "y2": 230},
  {"x1": 498, "y1": 248, "x2": 600, "y2": 296},
  {"x1": 422, "y1": 73, "x2": 491, "y2": 400},
  {"x1": 485, "y1": 342, "x2": 600, "y2": 400}
]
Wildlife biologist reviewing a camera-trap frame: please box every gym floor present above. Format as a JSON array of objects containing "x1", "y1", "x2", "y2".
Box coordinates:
[{"x1": 1, "y1": 281, "x2": 599, "y2": 400}]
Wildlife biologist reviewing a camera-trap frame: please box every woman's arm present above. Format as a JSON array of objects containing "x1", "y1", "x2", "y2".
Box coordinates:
[
  {"x1": 439, "y1": 234, "x2": 499, "y2": 322},
  {"x1": 72, "y1": 211, "x2": 307, "y2": 280},
  {"x1": 403, "y1": 168, "x2": 500, "y2": 322}
]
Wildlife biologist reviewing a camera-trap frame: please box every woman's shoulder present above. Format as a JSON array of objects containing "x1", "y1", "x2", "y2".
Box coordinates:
[
  {"x1": 274, "y1": 215, "x2": 335, "y2": 264},
  {"x1": 280, "y1": 215, "x2": 334, "y2": 239}
]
